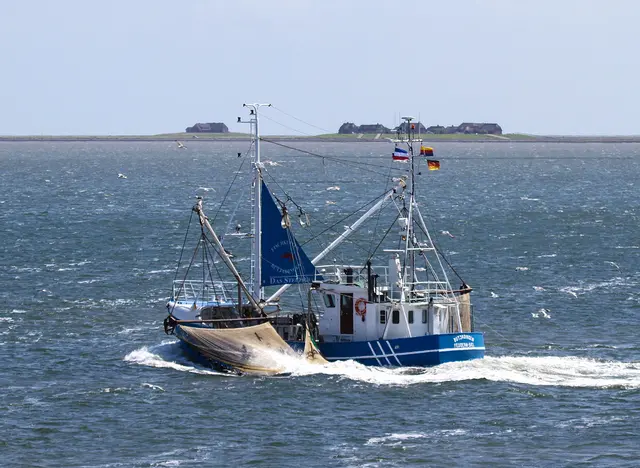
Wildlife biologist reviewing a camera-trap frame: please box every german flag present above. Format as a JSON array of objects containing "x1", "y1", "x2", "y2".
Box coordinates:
[
  {"x1": 427, "y1": 159, "x2": 440, "y2": 171},
  {"x1": 420, "y1": 146, "x2": 434, "y2": 156}
]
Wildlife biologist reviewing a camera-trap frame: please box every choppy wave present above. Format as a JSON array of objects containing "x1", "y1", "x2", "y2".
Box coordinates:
[{"x1": 559, "y1": 276, "x2": 635, "y2": 297}]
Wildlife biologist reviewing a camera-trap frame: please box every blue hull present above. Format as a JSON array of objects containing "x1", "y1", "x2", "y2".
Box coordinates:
[{"x1": 290, "y1": 332, "x2": 485, "y2": 367}]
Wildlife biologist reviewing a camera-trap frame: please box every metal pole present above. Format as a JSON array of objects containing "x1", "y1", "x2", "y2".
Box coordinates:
[{"x1": 242, "y1": 103, "x2": 271, "y2": 301}]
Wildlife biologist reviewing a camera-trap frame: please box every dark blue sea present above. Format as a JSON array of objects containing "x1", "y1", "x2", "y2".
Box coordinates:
[{"x1": 1, "y1": 141, "x2": 639, "y2": 467}]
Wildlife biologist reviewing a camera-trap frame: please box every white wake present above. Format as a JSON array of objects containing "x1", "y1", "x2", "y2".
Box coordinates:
[
  {"x1": 125, "y1": 342, "x2": 640, "y2": 388},
  {"x1": 281, "y1": 355, "x2": 640, "y2": 388},
  {"x1": 124, "y1": 341, "x2": 228, "y2": 376}
]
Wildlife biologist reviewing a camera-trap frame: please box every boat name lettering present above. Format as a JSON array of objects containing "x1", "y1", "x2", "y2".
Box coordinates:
[
  {"x1": 270, "y1": 240, "x2": 289, "y2": 253},
  {"x1": 268, "y1": 276, "x2": 314, "y2": 285},
  {"x1": 453, "y1": 334, "x2": 474, "y2": 343},
  {"x1": 454, "y1": 342, "x2": 475, "y2": 348}
]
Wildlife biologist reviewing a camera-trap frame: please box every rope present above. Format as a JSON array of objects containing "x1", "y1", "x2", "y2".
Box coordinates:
[
  {"x1": 201, "y1": 231, "x2": 227, "y2": 301},
  {"x1": 212, "y1": 148, "x2": 249, "y2": 224},
  {"x1": 413, "y1": 211, "x2": 466, "y2": 284},
  {"x1": 169, "y1": 232, "x2": 203, "y2": 316},
  {"x1": 171, "y1": 210, "x2": 194, "y2": 286},
  {"x1": 360, "y1": 211, "x2": 401, "y2": 273},
  {"x1": 270, "y1": 105, "x2": 335, "y2": 134},
  {"x1": 259, "y1": 113, "x2": 317, "y2": 137},
  {"x1": 299, "y1": 187, "x2": 403, "y2": 247},
  {"x1": 260, "y1": 138, "x2": 407, "y2": 177},
  {"x1": 368, "y1": 163, "x2": 394, "y2": 259}
]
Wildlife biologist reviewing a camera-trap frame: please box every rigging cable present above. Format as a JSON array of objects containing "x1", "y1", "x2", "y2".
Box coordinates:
[
  {"x1": 412, "y1": 212, "x2": 466, "y2": 284},
  {"x1": 298, "y1": 187, "x2": 406, "y2": 248},
  {"x1": 270, "y1": 105, "x2": 335, "y2": 134},
  {"x1": 359, "y1": 211, "x2": 402, "y2": 274},
  {"x1": 260, "y1": 138, "x2": 408, "y2": 177},
  {"x1": 169, "y1": 231, "x2": 204, "y2": 316},
  {"x1": 171, "y1": 209, "x2": 195, "y2": 286},
  {"x1": 211, "y1": 146, "x2": 250, "y2": 224},
  {"x1": 368, "y1": 163, "x2": 394, "y2": 260},
  {"x1": 259, "y1": 113, "x2": 317, "y2": 137},
  {"x1": 201, "y1": 230, "x2": 230, "y2": 301}
]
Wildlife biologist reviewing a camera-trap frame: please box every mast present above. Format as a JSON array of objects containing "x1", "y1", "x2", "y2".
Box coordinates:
[
  {"x1": 240, "y1": 103, "x2": 271, "y2": 301},
  {"x1": 401, "y1": 116, "x2": 417, "y2": 296},
  {"x1": 192, "y1": 198, "x2": 262, "y2": 311}
]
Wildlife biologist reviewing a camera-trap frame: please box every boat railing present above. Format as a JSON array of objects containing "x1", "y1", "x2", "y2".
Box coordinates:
[
  {"x1": 171, "y1": 280, "x2": 238, "y2": 304},
  {"x1": 314, "y1": 264, "x2": 390, "y2": 286}
]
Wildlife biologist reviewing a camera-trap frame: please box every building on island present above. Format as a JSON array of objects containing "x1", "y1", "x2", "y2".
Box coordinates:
[
  {"x1": 426, "y1": 123, "x2": 503, "y2": 135},
  {"x1": 185, "y1": 122, "x2": 229, "y2": 133},
  {"x1": 339, "y1": 121, "x2": 503, "y2": 136},
  {"x1": 395, "y1": 122, "x2": 429, "y2": 134},
  {"x1": 338, "y1": 122, "x2": 391, "y2": 134}
]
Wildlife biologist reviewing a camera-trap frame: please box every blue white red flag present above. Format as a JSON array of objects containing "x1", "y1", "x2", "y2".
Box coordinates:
[{"x1": 392, "y1": 147, "x2": 409, "y2": 161}]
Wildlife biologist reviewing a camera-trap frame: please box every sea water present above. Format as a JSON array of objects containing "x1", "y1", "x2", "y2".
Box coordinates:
[{"x1": 0, "y1": 141, "x2": 639, "y2": 467}]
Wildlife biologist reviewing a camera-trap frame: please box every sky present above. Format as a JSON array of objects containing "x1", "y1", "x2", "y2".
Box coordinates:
[{"x1": 0, "y1": 0, "x2": 637, "y2": 136}]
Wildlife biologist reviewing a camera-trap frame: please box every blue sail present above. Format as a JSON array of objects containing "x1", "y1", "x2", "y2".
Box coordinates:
[{"x1": 261, "y1": 182, "x2": 317, "y2": 286}]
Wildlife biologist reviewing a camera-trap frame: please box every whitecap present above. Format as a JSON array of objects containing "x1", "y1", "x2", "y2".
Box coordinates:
[
  {"x1": 123, "y1": 342, "x2": 227, "y2": 376},
  {"x1": 531, "y1": 308, "x2": 551, "y2": 319},
  {"x1": 366, "y1": 432, "x2": 428, "y2": 445},
  {"x1": 142, "y1": 383, "x2": 165, "y2": 392}
]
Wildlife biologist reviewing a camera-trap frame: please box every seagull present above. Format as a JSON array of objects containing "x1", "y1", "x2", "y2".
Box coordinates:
[
  {"x1": 532, "y1": 308, "x2": 551, "y2": 318},
  {"x1": 176, "y1": 141, "x2": 186, "y2": 149},
  {"x1": 117, "y1": 173, "x2": 127, "y2": 179},
  {"x1": 604, "y1": 261, "x2": 620, "y2": 270},
  {"x1": 441, "y1": 230, "x2": 455, "y2": 238}
]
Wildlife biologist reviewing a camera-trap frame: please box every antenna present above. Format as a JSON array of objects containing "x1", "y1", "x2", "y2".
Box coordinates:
[{"x1": 239, "y1": 103, "x2": 272, "y2": 300}]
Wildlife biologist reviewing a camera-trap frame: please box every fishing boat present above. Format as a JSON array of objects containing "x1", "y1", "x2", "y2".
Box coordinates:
[{"x1": 164, "y1": 103, "x2": 485, "y2": 372}]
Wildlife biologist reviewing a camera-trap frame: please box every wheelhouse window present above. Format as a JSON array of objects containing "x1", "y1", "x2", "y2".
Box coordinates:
[
  {"x1": 408, "y1": 310, "x2": 414, "y2": 324},
  {"x1": 380, "y1": 310, "x2": 386, "y2": 324},
  {"x1": 323, "y1": 293, "x2": 336, "y2": 308},
  {"x1": 392, "y1": 309, "x2": 400, "y2": 324},
  {"x1": 422, "y1": 309, "x2": 428, "y2": 324}
]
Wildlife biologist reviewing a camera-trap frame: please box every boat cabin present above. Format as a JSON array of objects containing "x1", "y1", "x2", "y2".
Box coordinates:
[{"x1": 310, "y1": 262, "x2": 473, "y2": 343}]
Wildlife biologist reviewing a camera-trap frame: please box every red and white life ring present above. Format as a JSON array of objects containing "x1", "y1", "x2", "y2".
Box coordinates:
[{"x1": 354, "y1": 298, "x2": 367, "y2": 317}]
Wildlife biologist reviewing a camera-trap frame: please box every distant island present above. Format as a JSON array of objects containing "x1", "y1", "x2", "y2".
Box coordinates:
[
  {"x1": 338, "y1": 121, "x2": 503, "y2": 135},
  {"x1": 2, "y1": 119, "x2": 640, "y2": 143},
  {"x1": 182, "y1": 120, "x2": 504, "y2": 136}
]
